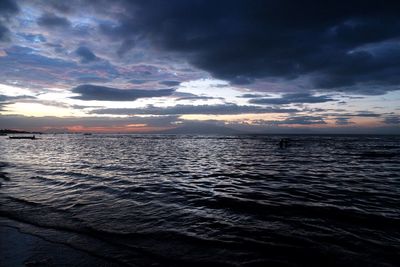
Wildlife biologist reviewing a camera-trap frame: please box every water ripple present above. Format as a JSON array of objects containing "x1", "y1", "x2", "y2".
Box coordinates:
[{"x1": 0, "y1": 134, "x2": 399, "y2": 266}]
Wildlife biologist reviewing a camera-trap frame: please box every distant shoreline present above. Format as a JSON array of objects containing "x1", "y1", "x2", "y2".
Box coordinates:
[{"x1": 0, "y1": 129, "x2": 42, "y2": 135}]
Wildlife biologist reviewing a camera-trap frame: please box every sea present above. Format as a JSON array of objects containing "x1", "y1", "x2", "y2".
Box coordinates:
[{"x1": 0, "y1": 134, "x2": 399, "y2": 266}]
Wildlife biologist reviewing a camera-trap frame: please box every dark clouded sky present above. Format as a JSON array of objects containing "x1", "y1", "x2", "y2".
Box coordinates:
[{"x1": 0, "y1": 0, "x2": 399, "y2": 133}]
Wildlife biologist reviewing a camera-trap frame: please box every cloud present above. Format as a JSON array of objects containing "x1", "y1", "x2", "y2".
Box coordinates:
[
  {"x1": 0, "y1": 0, "x2": 398, "y2": 135},
  {"x1": 159, "y1": 80, "x2": 181, "y2": 86},
  {"x1": 267, "y1": 116, "x2": 327, "y2": 125},
  {"x1": 71, "y1": 84, "x2": 174, "y2": 101},
  {"x1": 177, "y1": 95, "x2": 221, "y2": 101},
  {"x1": 383, "y1": 115, "x2": 399, "y2": 125},
  {"x1": 0, "y1": 0, "x2": 19, "y2": 16},
  {"x1": 75, "y1": 46, "x2": 98, "y2": 63},
  {"x1": 76, "y1": 75, "x2": 111, "y2": 83},
  {"x1": 0, "y1": 23, "x2": 9, "y2": 41},
  {"x1": 17, "y1": 33, "x2": 46, "y2": 43},
  {"x1": 236, "y1": 115, "x2": 327, "y2": 127},
  {"x1": 335, "y1": 117, "x2": 354, "y2": 125},
  {"x1": 94, "y1": 1, "x2": 400, "y2": 95},
  {"x1": 0, "y1": 0, "x2": 19, "y2": 42},
  {"x1": 47, "y1": 1, "x2": 74, "y2": 14},
  {"x1": 239, "y1": 94, "x2": 269, "y2": 98},
  {"x1": 90, "y1": 104, "x2": 298, "y2": 115},
  {"x1": 0, "y1": 46, "x2": 120, "y2": 88},
  {"x1": 0, "y1": 94, "x2": 35, "y2": 102},
  {"x1": 37, "y1": 13, "x2": 71, "y2": 28},
  {"x1": 249, "y1": 93, "x2": 335, "y2": 105},
  {"x1": 129, "y1": 79, "x2": 149, "y2": 84},
  {"x1": 117, "y1": 39, "x2": 135, "y2": 57},
  {"x1": 45, "y1": 42, "x2": 64, "y2": 52},
  {"x1": 0, "y1": 94, "x2": 35, "y2": 111},
  {"x1": 345, "y1": 112, "x2": 381, "y2": 118},
  {"x1": 324, "y1": 112, "x2": 381, "y2": 118},
  {"x1": 0, "y1": 46, "x2": 76, "y2": 86}
]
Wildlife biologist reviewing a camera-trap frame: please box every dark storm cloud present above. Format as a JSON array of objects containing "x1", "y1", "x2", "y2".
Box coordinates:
[
  {"x1": 383, "y1": 115, "x2": 399, "y2": 125},
  {"x1": 75, "y1": 46, "x2": 98, "y2": 63},
  {"x1": 335, "y1": 117, "x2": 354, "y2": 125},
  {"x1": 0, "y1": 0, "x2": 19, "y2": 41},
  {"x1": 346, "y1": 112, "x2": 381, "y2": 118},
  {"x1": 0, "y1": 23, "x2": 9, "y2": 41},
  {"x1": 71, "y1": 84, "x2": 174, "y2": 101},
  {"x1": 249, "y1": 115, "x2": 327, "y2": 126},
  {"x1": 324, "y1": 112, "x2": 382, "y2": 118},
  {"x1": 90, "y1": 104, "x2": 298, "y2": 115},
  {"x1": 0, "y1": 0, "x2": 18, "y2": 15},
  {"x1": 117, "y1": 39, "x2": 135, "y2": 57},
  {"x1": 47, "y1": 1, "x2": 74, "y2": 14},
  {"x1": 249, "y1": 93, "x2": 335, "y2": 105},
  {"x1": 37, "y1": 13, "x2": 71, "y2": 28},
  {"x1": 95, "y1": 0, "x2": 400, "y2": 94},
  {"x1": 159, "y1": 80, "x2": 181, "y2": 87},
  {"x1": 239, "y1": 94, "x2": 269, "y2": 98}
]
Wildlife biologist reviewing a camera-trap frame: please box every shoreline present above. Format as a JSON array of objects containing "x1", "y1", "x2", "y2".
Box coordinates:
[{"x1": 0, "y1": 217, "x2": 122, "y2": 267}]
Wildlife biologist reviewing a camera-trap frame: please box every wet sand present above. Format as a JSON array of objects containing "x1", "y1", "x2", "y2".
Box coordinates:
[{"x1": 0, "y1": 218, "x2": 121, "y2": 267}]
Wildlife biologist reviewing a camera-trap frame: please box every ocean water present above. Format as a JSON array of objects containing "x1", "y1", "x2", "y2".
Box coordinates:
[{"x1": 0, "y1": 134, "x2": 399, "y2": 266}]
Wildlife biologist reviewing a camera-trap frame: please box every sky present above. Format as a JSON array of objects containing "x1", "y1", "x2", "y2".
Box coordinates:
[{"x1": 0, "y1": 0, "x2": 399, "y2": 134}]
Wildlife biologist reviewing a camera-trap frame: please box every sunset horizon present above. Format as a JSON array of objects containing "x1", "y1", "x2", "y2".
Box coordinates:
[{"x1": 0, "y1": 1, "x2": 398, "y2": 134}]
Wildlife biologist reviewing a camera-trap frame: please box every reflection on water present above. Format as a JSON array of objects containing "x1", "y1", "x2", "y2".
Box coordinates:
[{"x1": 0, "y1": 134, "x2": 399, "y2": 266}]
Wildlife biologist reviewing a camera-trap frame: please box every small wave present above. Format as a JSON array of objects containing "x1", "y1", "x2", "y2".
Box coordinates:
[
  {"x1": 0, "y1": 171, "x2": 9, "y2": 181},
  {"x1": 1, "y1": 135, "x2": 399, "y2": 266},
  {"x1": 0, "y1": 161, "x2": 10, "y2": 181},
  {"x1": 6, "y1": 196, "x2": 42, "y2": 206},
  {"x1": 359, "y1": 150, "x2": 399, "y2": 158}
]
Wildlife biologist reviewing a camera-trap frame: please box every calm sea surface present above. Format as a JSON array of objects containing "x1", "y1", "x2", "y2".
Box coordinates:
[{"x1": 0, "y1": 134, "x2": 399, "y2": 266}]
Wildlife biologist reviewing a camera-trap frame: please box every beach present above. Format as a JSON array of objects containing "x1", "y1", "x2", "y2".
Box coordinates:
[{"x1": 0, "y1": 218, "x2": 120, "y2": 267}]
